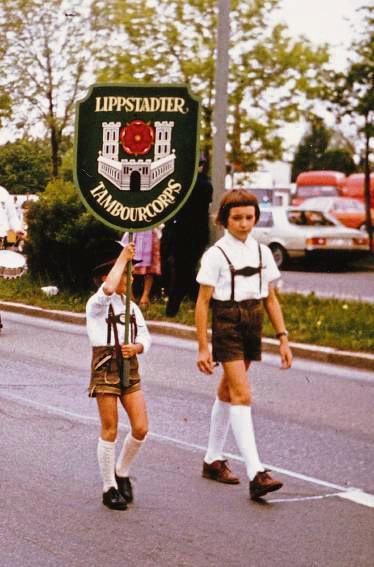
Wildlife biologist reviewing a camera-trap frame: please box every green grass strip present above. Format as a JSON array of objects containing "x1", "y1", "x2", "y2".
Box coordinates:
[{"x1": 0, "y1": 274, "x2": 373, "y2": 353}]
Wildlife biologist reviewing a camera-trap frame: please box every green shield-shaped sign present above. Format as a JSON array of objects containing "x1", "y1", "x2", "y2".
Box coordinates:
[{"x1": 74, "y1": 84, "x2": 200, "y2": 232}]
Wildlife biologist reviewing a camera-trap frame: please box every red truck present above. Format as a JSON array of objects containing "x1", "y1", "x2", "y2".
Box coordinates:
[{"x1": 292, "y1": 170, "x2": 346, "y2": 206}]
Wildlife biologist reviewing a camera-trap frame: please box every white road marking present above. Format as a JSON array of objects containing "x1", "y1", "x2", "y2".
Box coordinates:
[
  {"x1": 268, "y1": 493, "x2": 341, "y2": 503},
  {"x1": 1, "y1": 391, "x2": 374, "y2": 508},
  {"x1": 338, "y1": 490, "x2": 374, "y2": 508}
]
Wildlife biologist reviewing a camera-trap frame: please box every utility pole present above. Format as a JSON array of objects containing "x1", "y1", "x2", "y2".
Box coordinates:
[{"x1": 210, "y1": 0, "x2": 231, "y2": 241}]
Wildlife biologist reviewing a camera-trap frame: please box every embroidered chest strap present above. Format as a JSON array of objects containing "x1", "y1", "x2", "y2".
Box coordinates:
[{"x1": 215, "y1": 244, "x2": 263, "y2": 301}]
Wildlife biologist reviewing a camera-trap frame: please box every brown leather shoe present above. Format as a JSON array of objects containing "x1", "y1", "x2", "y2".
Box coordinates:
[
  {"x1": 249, "y1": 469, "x2": 283, "y2": 499},
  {"x1": 202, "y1": 459, "x2": 240, "y2": 484}
]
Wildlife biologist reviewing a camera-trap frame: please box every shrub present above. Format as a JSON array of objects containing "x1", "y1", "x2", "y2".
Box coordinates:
[{"x1": 25, "y1": 178, "x2": 121, "y2": 291}]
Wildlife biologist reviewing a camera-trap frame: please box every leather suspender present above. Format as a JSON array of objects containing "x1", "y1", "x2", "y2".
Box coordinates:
[
  {"x1": 107, "y1": 304, "x2": 123, "y2": 372},
  {"x1": 106, "y1": 302, "x2": 138, "y2": 362}
]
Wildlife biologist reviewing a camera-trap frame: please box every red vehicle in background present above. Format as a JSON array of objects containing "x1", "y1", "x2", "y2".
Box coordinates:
[
  {"x1": 292, "y1": 170, "x2": 346, "y2": 206},
  {"x1": 341, "y1": 173, "x2": 374, "y2": 208}
]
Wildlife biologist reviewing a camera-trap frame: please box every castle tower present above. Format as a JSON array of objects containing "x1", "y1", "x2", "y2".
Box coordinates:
[
  {"x1": 154, "y1": 121, "x2": 174, "y2": 161},
  {"x1": 102, "y1": 122, "x2": 121, "y2": 160}
]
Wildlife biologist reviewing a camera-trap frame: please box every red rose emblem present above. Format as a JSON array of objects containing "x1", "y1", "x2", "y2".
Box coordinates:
[{"x1": 120, "y1": 120, "x2": 154, "y2": 155}]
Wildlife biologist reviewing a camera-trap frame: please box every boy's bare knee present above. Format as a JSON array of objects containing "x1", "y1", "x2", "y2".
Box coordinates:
[
  {"x1": 132, "y1": 425, "x2": 148, "y2": 441},
  {"x1": 230, "y1": 392, "x2": 252, "y2": 406},
  {"x1": 101, "y1": 424, "x2": 118, "y2": 442}
]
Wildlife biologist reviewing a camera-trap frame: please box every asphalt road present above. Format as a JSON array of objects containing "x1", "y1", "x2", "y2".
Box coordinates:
[
  {"x1": 280, "y1": 265, "x2": 374, "y2": 303},
  {"x1": 1, "y1": 313, "x2": 374, "y2": 567}
]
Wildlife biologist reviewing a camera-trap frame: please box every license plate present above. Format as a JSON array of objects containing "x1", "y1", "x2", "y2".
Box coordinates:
[{"x1": 328, "y1": 238, "x2": 351, "y2": 246}]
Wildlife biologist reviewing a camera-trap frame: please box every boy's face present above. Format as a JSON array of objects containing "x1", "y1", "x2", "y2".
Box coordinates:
[{"x1": 227, "y1": 205, "x2": 257, "y2": 241}]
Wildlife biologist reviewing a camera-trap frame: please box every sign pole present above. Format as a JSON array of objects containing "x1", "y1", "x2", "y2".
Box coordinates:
[
  {"x1": 211, "y1": 0, "x2": 231, "y2": 243},
  {"x1": 122, "y1": 231, "x2": 134, "y2": 389}
]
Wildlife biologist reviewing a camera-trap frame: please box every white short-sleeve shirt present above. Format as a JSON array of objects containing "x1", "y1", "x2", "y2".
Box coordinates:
[
  {"x1": 86, "y1": 284, "x2": 151, "y2": 352},
  {"x1": 196, "y1": 232, "x2": 280, "y2": 301}
]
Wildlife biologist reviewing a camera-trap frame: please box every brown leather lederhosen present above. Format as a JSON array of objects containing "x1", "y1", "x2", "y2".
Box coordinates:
[
  {"x1": 88, "y1": 303, "x2": 140, "y2": 397},
  {"x1": 211, "y1": 243, "x2": 264, "y2": 362}
]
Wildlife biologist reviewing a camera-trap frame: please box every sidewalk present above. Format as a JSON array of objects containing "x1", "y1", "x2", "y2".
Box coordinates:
[{"x1": 1, "y1": 299, "x2": 373, "y2": 372}]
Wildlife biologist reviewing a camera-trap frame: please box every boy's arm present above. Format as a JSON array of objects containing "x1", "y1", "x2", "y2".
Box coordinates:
[
  {"x1": 263, "y1": 285, "x2": 293, "y2": 369},
  {"x1": 195, "y1": 284, "x2": 215, "y2": 375},
  {"x1": 103, "y1": 243, "x2": 135, "y2": 296}
]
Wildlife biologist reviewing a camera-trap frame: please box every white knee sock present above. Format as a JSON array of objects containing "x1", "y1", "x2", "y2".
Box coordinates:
[
  {"x1": 229, "y1": 405, "x2": 264, "y2": 481},
  {"x1": 204, "y1": 398, "x2": 231, "y2": 464},
  {"x1": 97, "y1": 438, "x2": 117, "y2": 492},
  {"x1": 116, "y1": 432, "x2": 145, "y2": 477}
]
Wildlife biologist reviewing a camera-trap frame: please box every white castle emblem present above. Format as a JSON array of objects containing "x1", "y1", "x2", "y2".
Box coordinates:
[{"x1": 97, "y1": 121, "x2": 176, "y2": 191}]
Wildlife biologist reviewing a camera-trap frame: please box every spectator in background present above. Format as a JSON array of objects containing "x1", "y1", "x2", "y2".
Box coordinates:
[
  {"x1": 162, "y1": 158, "x2": 213, "y2": 317},
  {"x1": 0, "y1": 185, "x2": 24, "y2": 247},
  {"x1": 13, "y1": 195, "x2": 22, "y2": 219},
  {"x1": 121, "y1": 229, "x2": 161, "y2": 309}
]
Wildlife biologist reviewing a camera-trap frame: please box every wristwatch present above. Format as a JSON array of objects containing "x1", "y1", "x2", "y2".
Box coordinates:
[{"x1": 276, "y1": 330, "x2": 289, "y2": 339}]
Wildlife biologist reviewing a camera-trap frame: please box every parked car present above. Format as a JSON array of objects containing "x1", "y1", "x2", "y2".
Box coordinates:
[
  {"x1": 341, "y1": 173, "x2": 374, "y2": 207},
  {"x1": 252, "y1": 206, "x2": 369, "y2": 268},
  {"x1": 299, "y1": 197, "x2": 374, "y2": 230}
]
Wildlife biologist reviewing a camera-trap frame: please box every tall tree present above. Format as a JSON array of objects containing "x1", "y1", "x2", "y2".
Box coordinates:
[
  {"x1": 324, "y1": 4, "x2": 374, "y2": 247},
  {"x1": 92, "y1": 0, "x2": 329, "y2": 170},
  {"x1": 291, "y1": 118, "x2": 356, "y2": 181},
  {"x1": 0, "y1": 0, "x2": 99, "y2": 177}
]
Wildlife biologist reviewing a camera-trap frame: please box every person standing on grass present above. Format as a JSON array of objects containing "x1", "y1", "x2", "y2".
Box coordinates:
[
  {"x1": 195, "y1": 189, "x2": 293, "y2": 500},
  {"x1": 86, "y1": 241, "x2": 151, "y2": 510}
]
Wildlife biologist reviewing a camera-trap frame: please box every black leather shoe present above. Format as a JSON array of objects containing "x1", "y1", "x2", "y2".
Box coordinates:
[
  {"x1": 102, "y1": 487, "x2": 127, "y2": 510},
  {"x1": 249, "y1": 470, "x2": 283, "y2": 500},
  {"x1": 115, "y1": 474, "x2": 133, "y2": 503}
]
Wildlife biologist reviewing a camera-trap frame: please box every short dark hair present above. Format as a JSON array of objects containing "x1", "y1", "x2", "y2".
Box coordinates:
[{"x1": 216, "y1": 189, "x2": 260, "y2": 227}]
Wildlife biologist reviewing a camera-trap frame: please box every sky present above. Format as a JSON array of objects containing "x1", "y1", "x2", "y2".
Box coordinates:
[{"x1": 277, "y1": 0, "x2": 366, "y2": 69}]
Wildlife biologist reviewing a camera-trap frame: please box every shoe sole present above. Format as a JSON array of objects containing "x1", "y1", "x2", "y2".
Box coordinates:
[
  {"x1": 250, "y1": 482, "x2": 283, "y2": 500},
  {"x1": 103, "y1": 502, "x2": 128, "y2": 510},
  {"x1": 202, "y1": 472, "x2": 240, "y2": 485}
]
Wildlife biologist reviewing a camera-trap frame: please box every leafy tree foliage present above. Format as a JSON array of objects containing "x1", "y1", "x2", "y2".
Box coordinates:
[
  {"x1": 0, "y1": 90, "x2": 11, "y2": 128},
  {"x1": 323, "y1": 4, "x2": 373, "y2": 243},
  {"x1": 0, "y1": 0, "x2": 99, "y2": 177},
  {"x1": 25, "y1": 179, "x2": 121, "y2": 291},
  {"x1": 0, "y1": 138, "x2": 52, "y2": 194},
  {"x1": 291, "y1": 119, "x2": 356, "y2": 180},
  {"x1": 325, "y1": 5, "x2": 373, "y2": 146},
  {"x1": 92, "y1": 0, "x2": 329, "y2": 170}
]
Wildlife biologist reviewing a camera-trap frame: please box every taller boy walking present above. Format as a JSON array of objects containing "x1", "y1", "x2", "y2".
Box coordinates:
[{"x1": 195, "y1": 189, "x2": 293, "y2": 499}]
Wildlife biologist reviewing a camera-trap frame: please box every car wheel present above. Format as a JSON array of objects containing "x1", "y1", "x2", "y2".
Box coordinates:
[{"x1": 270, "y1": 243, "x2": 288, "y2": 268}]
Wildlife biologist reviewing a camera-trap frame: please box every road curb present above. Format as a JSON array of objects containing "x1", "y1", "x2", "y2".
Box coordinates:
[{"x1": 1, "y1": 300, "x2": 373, "y2": 372}]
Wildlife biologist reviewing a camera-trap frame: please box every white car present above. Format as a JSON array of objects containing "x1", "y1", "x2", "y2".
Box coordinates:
[{"x1": 252, "y1": 206, "x2": 369, "y2": 268}]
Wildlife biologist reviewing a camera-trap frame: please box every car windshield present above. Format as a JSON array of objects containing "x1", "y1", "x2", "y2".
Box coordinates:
[
  {"x1": 287, "y1": 210, "x2": 336, "y2": 226},
  {"x1": 333, "y1": 199, "x2": 364, "y2": 211},
  {"x1": 297, "y1": 185, "x2": 339, "y2": 199},
  {"x1": 248, "y1": 189, "x2": 273, "y2": 205}
]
